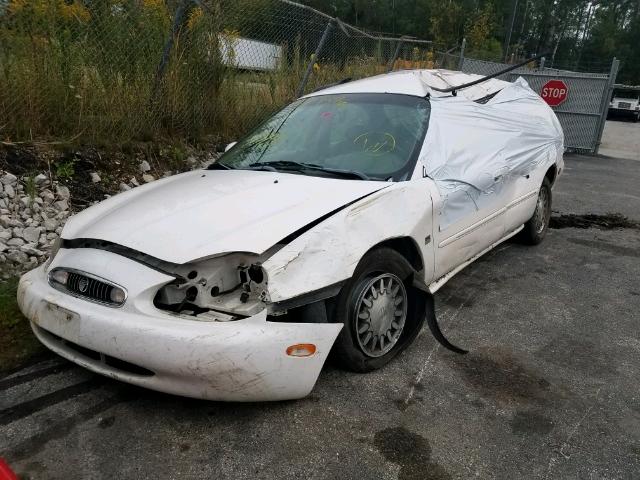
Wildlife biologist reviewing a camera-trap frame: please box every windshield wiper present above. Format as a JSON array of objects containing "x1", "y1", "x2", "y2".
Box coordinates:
[{"x1": 247, "y1": 160, "x2": 370, "y2": 181}]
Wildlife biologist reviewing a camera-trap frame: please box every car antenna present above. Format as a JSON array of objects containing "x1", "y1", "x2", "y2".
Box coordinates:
[{"x1": 428, "y1": 52, "x2": 549, "y2": 97}]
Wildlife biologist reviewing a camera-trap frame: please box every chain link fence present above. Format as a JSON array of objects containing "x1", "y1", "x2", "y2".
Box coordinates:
[
  {"x1": 458, "y1": 55, "x2": 619, "y2": 153},
  {"x1": 0, "y1": 0, "x2": 454, "y2": 146}
]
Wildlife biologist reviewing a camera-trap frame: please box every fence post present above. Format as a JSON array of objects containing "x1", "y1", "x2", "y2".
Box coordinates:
[
  {"x1": 458, "y1": 38, "x2": 466, "y2": 71},
  {"x1": 151, "y1": 0, "x2": 195, "y2": 103},
  {"x1": 296, "y1": 19, "x2": 335, "y2": 98},
  {"x1": 387, "y1": 39, "x2": 403, "y2": 72},
  {"x1": 594, "y1": 57, "x2": 619, "y2": 154}
]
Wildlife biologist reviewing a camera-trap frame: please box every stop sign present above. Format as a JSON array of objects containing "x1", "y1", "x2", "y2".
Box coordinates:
[{"x1": 540, "y1": 80, "x2": 568, "y2": 107}]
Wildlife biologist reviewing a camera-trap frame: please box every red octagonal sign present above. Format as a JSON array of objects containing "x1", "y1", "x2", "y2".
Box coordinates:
[{"x1": 540, "y1": 79, "x2": 568, "y2": 107}]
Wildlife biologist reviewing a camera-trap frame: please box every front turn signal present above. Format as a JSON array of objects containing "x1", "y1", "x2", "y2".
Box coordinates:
[{"x1": 286, "y1": 344, "x2": 317, "y2": 357}]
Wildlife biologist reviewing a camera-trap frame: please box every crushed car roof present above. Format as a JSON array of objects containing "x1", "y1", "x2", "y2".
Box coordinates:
[{"x1": 306, "y1": 69, "x2": 512, "y2": 101}]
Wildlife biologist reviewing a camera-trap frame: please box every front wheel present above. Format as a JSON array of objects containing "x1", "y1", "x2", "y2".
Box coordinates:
[
  {"x1": 520, "y1": 177, "x2": 552, "y2": 245},
  {"x1": 331, "y1": 248, "x2": 425, "y2": 372}
]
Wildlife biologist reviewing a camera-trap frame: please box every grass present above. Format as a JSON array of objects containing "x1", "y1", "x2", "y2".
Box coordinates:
[
  {"x1": 0, "y1": 0, "x2": 438, "y2": 146},
  {"x1": 0, "y1": 278, "x2": 46, "y2": 373}
]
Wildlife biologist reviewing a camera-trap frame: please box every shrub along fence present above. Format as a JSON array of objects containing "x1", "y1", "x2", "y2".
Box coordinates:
[{"x1": 0, "y1": 0, "x2": 454, "y2": 146}]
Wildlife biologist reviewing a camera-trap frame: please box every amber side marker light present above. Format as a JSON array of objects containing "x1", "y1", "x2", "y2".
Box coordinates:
[{"x1": 286, "y1": 344, "x2": 317, "y2": 357}]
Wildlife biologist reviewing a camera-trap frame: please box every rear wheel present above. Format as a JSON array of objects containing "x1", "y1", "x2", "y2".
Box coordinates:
[
  {"x1": 331, "y1": 248, "x2": 425, "y2": 372},
  {"x1": 520, "y1": 177, "x2": 552, "y2": 245}
]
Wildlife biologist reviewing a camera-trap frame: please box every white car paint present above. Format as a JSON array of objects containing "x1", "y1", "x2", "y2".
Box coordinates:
[{"x1": 17, "y1": 69, "x2": 564, "y2": 401}]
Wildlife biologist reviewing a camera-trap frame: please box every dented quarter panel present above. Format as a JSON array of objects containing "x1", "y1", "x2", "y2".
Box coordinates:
[{"x1": 262, "y1": 179, "x2": 435, "y2": 302}]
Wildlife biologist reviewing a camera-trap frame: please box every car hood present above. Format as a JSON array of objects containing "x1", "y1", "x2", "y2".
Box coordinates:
[{"x1": 62, "y1": 169, "x2": 389, "y2": 264}]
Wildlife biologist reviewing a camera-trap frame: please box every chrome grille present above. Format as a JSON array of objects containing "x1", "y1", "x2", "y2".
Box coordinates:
[
  {"x1": 48, "y1": 268, "x2": 126, "y2": 307},
  {"x1": 67, "y1": 272, "x2": 113, "y2": 303},
  {"x1": 618, "y1": 102, "x2": 631, "y2": 109}
]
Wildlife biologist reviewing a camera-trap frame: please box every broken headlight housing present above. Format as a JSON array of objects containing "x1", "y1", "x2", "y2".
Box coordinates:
[{"x1": 153, "y1": 253, "x2": 269, "y2": 318}]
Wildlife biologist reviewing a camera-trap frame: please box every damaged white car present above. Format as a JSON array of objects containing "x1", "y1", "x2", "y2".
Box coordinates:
[{"x1": 18, "y1": 67, "x2": 563, "y2": 401}]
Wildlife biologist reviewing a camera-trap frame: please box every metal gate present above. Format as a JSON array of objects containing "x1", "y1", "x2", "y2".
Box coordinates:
[{"x1": 459, "y1": 57, "x2": 619, "y2": 154}]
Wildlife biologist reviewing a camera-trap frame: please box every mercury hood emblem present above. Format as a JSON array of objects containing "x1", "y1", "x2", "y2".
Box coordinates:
[{"x1": 78, "y1": 276, "x2": 89, "y2": 293}]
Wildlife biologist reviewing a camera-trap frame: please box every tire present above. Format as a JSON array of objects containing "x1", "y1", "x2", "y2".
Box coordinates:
[
  {"x1": 520, "y1": 177, "x2": 552, "y2": 245},
  {"x1": 330, "y1": 247, "x2": 425, "y2": 372}
]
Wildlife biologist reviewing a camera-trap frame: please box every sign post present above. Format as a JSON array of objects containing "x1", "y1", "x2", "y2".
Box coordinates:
[{"x1": 540, "y1": 80, "x2": 569, "y2": 107}]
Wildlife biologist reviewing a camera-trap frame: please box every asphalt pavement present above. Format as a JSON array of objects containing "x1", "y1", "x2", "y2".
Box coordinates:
[{"x1": 1, "y1": 153, "x2": 639, "y2": 480}]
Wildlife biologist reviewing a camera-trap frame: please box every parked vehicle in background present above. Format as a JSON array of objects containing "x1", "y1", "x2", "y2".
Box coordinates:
[
  {"x1": 17, "y1": 69, "x2": 564, "y2": 402},
  {"x1": 608, "y1": 89, "x2": 640, "y2": 122}
]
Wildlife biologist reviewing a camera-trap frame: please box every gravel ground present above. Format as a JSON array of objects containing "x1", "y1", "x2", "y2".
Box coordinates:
[{"x1": 1, "y1": 153, "x2": 639, "y2": 480}]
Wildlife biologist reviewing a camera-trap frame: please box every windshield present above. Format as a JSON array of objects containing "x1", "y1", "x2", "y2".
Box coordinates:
[{"x1": 215, "y1": 93, "x2": 431, "y2": 181}]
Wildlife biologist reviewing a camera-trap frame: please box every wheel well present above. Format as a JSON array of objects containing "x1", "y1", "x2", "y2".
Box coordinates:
[
  {"x1": 545, "y1": 164, "x2": 558, "y2": 186},
  {"x1": 374, "y1": 237, "x2": 424, "y2": 273}
]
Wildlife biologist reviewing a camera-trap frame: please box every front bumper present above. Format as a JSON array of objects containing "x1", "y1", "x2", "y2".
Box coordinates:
[{"x1": 17, "y1": 249, "x2": 342, "y2": 401}]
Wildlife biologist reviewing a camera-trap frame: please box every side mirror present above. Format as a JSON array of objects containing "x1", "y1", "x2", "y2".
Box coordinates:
[{"x1": 225, "y1": 141, "x2": 237, "y2": 153}]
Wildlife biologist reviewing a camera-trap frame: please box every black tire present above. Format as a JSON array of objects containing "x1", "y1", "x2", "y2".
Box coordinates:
[
  {"x1": 520, "y1": 177, "x2": 552, "y2": 245},
  {"x1": 330, "y1": 247, "x2": 425, "y2": 372}
]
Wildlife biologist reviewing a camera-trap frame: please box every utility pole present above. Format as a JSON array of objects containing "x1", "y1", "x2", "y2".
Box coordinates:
[{"x1": 504, "y1": 0, "x2": 519, "y2": 62}]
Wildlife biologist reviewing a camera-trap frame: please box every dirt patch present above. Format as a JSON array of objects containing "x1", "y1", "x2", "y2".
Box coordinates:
[
  {"x1": 374, "y1": 426, "x2": 450, "y2": 480},
  {"x1": 550, "y1": 213, "x2": 640, "y2": 230},
  {"x1": 536, "y1": 337, "x2": 616, "y2": 377},
  {"x1": 445, "y1": 347, "x2": 554, "y2": 406},
  {"x1": 510, "y1": 410, "x2": 554, "y2": 435},
  {"x1": 567, "y1": 237, "x2": 640, "y2": 259},
  {"x1": 1, "y1": 142, "x2": 217, "y2": 210}
]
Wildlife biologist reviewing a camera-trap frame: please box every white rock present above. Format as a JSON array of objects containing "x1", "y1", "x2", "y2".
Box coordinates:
[
  {"x1": 163, "y1": 171, "x2": 173, "y2": 178},
  {"x1": 119, "y1": 183, "x2": 131, "y2": 192},
  {"x1": 6, "y1": 237, "x2": 24, "y2": 246},
  {"x1": 44, "y1": 219, "x2": 58, "y2": 231},
  {"x1": 0, "y1": 244, "x2": 6, "y2": 253},
  {"x1": 23, "y1": 226, "x2": 41, "y2": 243},
  {"x1": 130, "y1": 177, "x2": 140, "y2": 187},
  {"x1": 41, "y1": 190, "x2": 55, "y2": 203},
  {"x1": 56, "y1": 185, "x2": 71, "y2": 200},
  {"x1": 139, "y1": 160, "x2": 151, "y2": 172},
  {"x1": 6, "y1": 251, "x2": 28, "y2": 263},
  {"x1": 0, "y1": 230, "x2": 11, "y2": 241},
  {"x1": 54, "y1": 200, "x2": 69, "y2": 211},
  {"x1": 0, "y1": 215, "x2": 20, "y2": 228},
  {"x1": 4, "y1": 184, "x2": 15, "y2": 198},
  {"x1": 0, "y1": 199, "x2": 7, "y2": 209},
  {"x1": 34, "y1": 173, "x2": 48, "y2": 185},
  {"x1": 12, "y1": 227, "x2": 23, "y2": 238},
  {"x1": 186, "y1": 156, "x2": 197, "y2": 165},
  {"x1": 1, "y1": 173, "x2": 17, "y2": 185},
  {"x1": 20, "y1": 197, "x2": 31, "y2": 208},
  {"x1": 20, "y1": 244, "x2": 44, "y2": 256},
  {"x1": 90, "y1": 172, "x2": 101, "y2": 183},
  {"x1": 142, "y1": 174, "x2": 155, "y2": 183}
]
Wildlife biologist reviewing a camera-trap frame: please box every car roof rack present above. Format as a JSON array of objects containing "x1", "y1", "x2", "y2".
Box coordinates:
[{"x1": 428, "y1": 53, "x2": 549, "y2": 96}]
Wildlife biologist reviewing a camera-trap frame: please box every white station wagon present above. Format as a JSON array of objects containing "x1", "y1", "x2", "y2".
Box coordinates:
[{"x1": 18, "y1": 69, "x2": 564, "y2": 401}]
